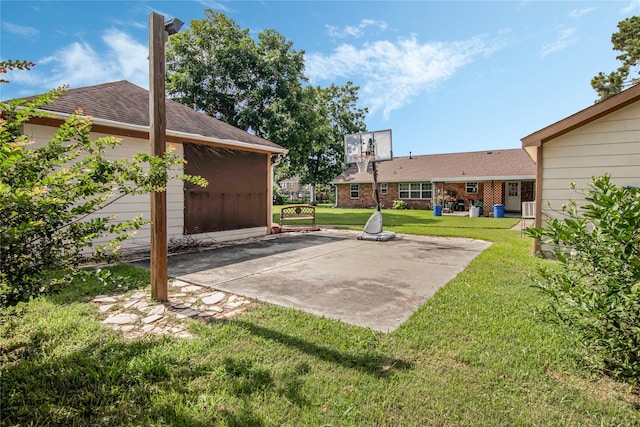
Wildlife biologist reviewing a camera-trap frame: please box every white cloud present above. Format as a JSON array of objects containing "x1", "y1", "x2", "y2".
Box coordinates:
[
  {"x1": 38, "y1": 29, "x2": 148, "y2": 90},
  {"x1": 2, "y1": 22, "x2": 39, "y2": 37},
  {"x1": 568, "y1": 7, "x2": 596, "y2": 18},
  {"x1": 622, "y1": 0, "x2": 640, "y2": 13},
  {"x1": 306, "y1": 34, "x2": 498, "y2": 118},
  {"x1": 196, "y1": 0, "x2": 231, "y2": 12},
  {"x1": 540, "y1": 27, "x2": 576, "y2": 58},
  {"x1": 327, "y1": 19, "x2": 388, "y2": 39}
]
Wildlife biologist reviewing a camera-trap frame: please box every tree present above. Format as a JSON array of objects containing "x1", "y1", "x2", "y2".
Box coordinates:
[
  {"x1": 165, "y1": 9, "x2": 306, "y2": 133},
  {"x1": 266, "y1": 83, "x2": 367, "y2": 204},
  {"x1": 165, "y1": 10, "x2": 368, "y2": 205},
  {"x1": 592, "y1": 16, "x2": 640, "y2": 101},
  {"x1": 0, "y1": 62, "x2": 206, "y2": 306}
]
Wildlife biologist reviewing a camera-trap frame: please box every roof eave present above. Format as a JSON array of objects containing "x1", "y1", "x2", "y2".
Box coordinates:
[
  {"x1": 521, "y1": 83, "x2": 640, "y2": 147},
  {"x1": 30, "y1": 108, "x2": 288, "y2": 155}
]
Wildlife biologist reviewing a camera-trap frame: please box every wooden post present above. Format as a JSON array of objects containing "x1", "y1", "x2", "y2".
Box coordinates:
[{"x1": 149, "y1": 12, "x2": 168, "y2": 301}]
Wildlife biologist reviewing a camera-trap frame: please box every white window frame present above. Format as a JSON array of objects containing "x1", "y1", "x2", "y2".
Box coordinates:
[
  {"x1": 398, "y1": 182, "x2": 432, "y2": 199},
  {"x1": 350, "y1": 184, "x2": 359, "y2": 199},
  {"x1": 380, "y1": 183, "x2": 388, "y2": 195},
  {"x1": 466, "y1": 182, "x2": 478, "y2": 194}
]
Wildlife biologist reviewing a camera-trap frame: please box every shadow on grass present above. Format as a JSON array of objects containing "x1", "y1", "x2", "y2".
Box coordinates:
[
  {"x1": 233, "y1": 320, "x2": 413, "y2": 377},
  {"x1": 1, "y1": 329, "x2": 274, "y2": 426}
]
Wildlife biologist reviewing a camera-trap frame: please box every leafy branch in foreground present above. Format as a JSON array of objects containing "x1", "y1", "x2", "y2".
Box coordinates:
[
  {"x1": 0, "y1": 62, "x2": 207, "y2": 306},
  {"x1": 527, "y1": 175, "x2": 640, "y2": 382}
]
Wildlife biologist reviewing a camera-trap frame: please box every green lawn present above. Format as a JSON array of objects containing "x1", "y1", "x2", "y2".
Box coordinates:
[{"x1": 2, "y1": 210, "x2": 638, "y2": 426}]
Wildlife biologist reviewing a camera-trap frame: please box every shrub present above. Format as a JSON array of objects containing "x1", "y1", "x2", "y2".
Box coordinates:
[
  {"x1": 527, "y1": 175, "x2": 640, "y2": 382},
  {"x1": 392, "y1": 199, "x2": 408, "y2": 210},
  {"x1": 0, "y1": 61, "x2": 206, "y2": 306},
  {"x1": 273, "y1": 185, "x2": 288, "y2": 205}
]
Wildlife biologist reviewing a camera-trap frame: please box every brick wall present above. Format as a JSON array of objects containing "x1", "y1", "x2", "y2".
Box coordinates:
[{"x1": 336, "y1": 183, "x2": 432, "y2": 209}]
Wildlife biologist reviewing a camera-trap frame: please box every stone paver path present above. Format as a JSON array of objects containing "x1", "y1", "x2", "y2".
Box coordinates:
[{"x1": 94, "y1": 279, "x2": 253, "y2": 339}]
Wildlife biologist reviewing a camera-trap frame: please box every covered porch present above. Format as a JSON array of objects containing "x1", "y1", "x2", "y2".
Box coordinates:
[{"x1": 432, "y1": 179, "x2": 535, "y2": 217}]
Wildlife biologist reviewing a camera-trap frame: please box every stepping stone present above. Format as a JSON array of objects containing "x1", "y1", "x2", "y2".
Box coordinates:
[
  {"x1": 176, "y1": 309, "x2": 200, "y2": 319},
  {"x1": 182, "y1": 285, "x2": 202, "y2": 293},
  {"x1": 103, "y1": 313, "x2": 139, "y2": 325},
  {"x1": 169, "y1": 301, "x2": 190, "y2": 309},
  {"x1": 134, "y1": 301, "x2": 150, "y2": 310},
  {"x1": 98, "y1": 304, "x2": 115, "y2": 313},
  {"x1": 141, "y1": 324, "x2": 155, "y2": 332},
  {"x1": 225, "y1": 301, "x2": 243, "y2": 309},
  {"x1": 171, "y1": 293, "x2": 187, "y2": 298},
  {"x1": 198, "y1": 312, "x2": 215, "y2": 318},
  {"x1": 171, "y1": 280, "x2": 190, "y2": 288},
  {"x1": 123, "y1": 300, "x2": 139, "y2": 309},
  {"x1": 93, "y1": 296, "x2": 117, "y2": 303},
  {"x1": 202, "y1": 292, "x2": 225, "y2": 305},
  {"x1": 120, "y1": 325, "x2": 136, "y2": 332},
  {"x1": 147, "y1": 305, "x2": 165, "y2": 316},
  {"x1": 207, "y1": 305, "x2": 224, "y2": 313},
  {"x1": 142, "y1": 314, "x2": 163, "y2": 324}
]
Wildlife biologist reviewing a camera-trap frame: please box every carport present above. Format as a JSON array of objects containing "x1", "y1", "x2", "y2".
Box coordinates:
[{"x1": 132, "y1": 230, "x2": 491, "y2": 332}]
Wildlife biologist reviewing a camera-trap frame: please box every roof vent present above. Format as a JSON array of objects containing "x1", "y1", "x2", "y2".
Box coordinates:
[{"x1": 486, "y1": 151, "x2": 493, "y2": 154}]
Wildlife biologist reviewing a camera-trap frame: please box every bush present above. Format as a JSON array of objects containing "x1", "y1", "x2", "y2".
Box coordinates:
[
  {"x1": 272, "y1": 185, "x2": 288, "y2": 205},
  {"x1": 0, "y1": 62, "x2": 206, "y2": 306},
  {"x1": 392, "y1": 199, "x2": 408, "y2": 210},
  {"x1": 527, "y1": 175, "x2": 640, "y2": 382}
]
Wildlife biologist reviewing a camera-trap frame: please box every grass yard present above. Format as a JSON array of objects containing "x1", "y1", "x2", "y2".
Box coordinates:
[{"x1": 2, "y1": 209, "x2": 638, "y2": 426}]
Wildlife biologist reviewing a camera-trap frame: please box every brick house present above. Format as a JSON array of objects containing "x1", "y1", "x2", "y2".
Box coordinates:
[
  {"x1": 278, "y1": 176, "x2": 311, "y2": 202},
  {"x1": 332, "y1": 149, "x2": 536, "y2": 216}
]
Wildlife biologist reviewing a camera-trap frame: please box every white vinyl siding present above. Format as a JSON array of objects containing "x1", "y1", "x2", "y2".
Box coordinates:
[
  {"x1": 23, "y1": 124, "x2": 268, "y2": 252},
  {"x1": 398, "y1": 182, "x2": 432, "y2": 199},
  {"x1": 541, "y1": 101, "x2": 640, "y2": 225}
]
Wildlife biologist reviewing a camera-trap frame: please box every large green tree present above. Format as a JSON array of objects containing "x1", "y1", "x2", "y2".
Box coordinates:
[
  {"x1": 165, "y1": 9, "x2": 305, "y2": 134},
  {"x1": 266, "y1": 83, "x2": 367, "y2": 204},
  {"x1": 165, "y1": 10, "x2": 368, "y2": 202},
  {"x1": 592, "y1": 16, "x2": 640, "y2": 101}
]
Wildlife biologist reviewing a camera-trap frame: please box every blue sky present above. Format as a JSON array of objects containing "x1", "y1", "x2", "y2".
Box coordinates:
[{"x1": 2, "y1": 0, "x2": 639, "y2": 156}]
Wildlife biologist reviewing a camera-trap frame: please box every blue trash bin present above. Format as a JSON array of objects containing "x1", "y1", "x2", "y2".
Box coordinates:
[
  {"x1": 493, "y1": 204, "x2": 504, "y2": 218},
  {"x1": 433, "y1": 205, "x2": 443, "y2": 216}
]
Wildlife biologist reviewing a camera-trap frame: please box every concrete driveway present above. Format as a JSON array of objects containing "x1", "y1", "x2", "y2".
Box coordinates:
[{"x1": 132, "y1": 230, "x2": 491, "y2": 332}]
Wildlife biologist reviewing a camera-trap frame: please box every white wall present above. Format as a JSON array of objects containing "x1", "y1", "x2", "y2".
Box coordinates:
[
  {"x1": 540, "y1": 101, "x2": 640, "y2": 224},
  {"x1": 24, "y1": 124, "x2": 266, "y2": 254}
]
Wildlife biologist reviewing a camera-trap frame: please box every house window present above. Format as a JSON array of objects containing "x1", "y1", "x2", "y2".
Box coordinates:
[
  {"x1": 289, "y1": 182, "x2": 295, "y2": 188},
  {"x1": 280, "y1": 182, "x2": 287, "y2": 189},
  {"x1": 350, "y1": 184, "x2": 359, "y2": 199},
  {"x1": 380, "y1": 183, "x2": 388, "y2": 195},
  {"x1": 399, "y1": 182, "x2": 432, "y2": 199},
  {"x1": 466, "y1": 182, "x2": 478, "y2": 194},
  {"x1": 508, "y1": 182, "x2": 519, "y2": 197}
]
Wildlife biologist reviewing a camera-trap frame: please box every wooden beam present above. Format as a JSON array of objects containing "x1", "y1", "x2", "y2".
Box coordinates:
[
  {"x1": 533, "y1": 145, "x2": 544, "y2": 255},
  {"x1": 149, "y1": 12, "x2": 168, "y2": 301}
]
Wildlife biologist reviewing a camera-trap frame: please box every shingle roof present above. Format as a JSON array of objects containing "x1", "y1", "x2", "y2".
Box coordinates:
[
  {"x1": 22, "y1": 80, "x2": 284, "y2": 152},
  {"x1": 332, "y1": 149, "x2": 535, "y2": 184}
]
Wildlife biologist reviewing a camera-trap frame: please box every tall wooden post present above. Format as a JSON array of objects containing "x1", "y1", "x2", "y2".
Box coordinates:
[{"x1": 149, "y1": 12, "x2": 168, "y2": 301}]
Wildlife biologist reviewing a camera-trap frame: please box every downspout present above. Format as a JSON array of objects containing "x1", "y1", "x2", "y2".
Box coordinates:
[{"x1": 332, "y1": 183, "x2": 338, "y2": 208}]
